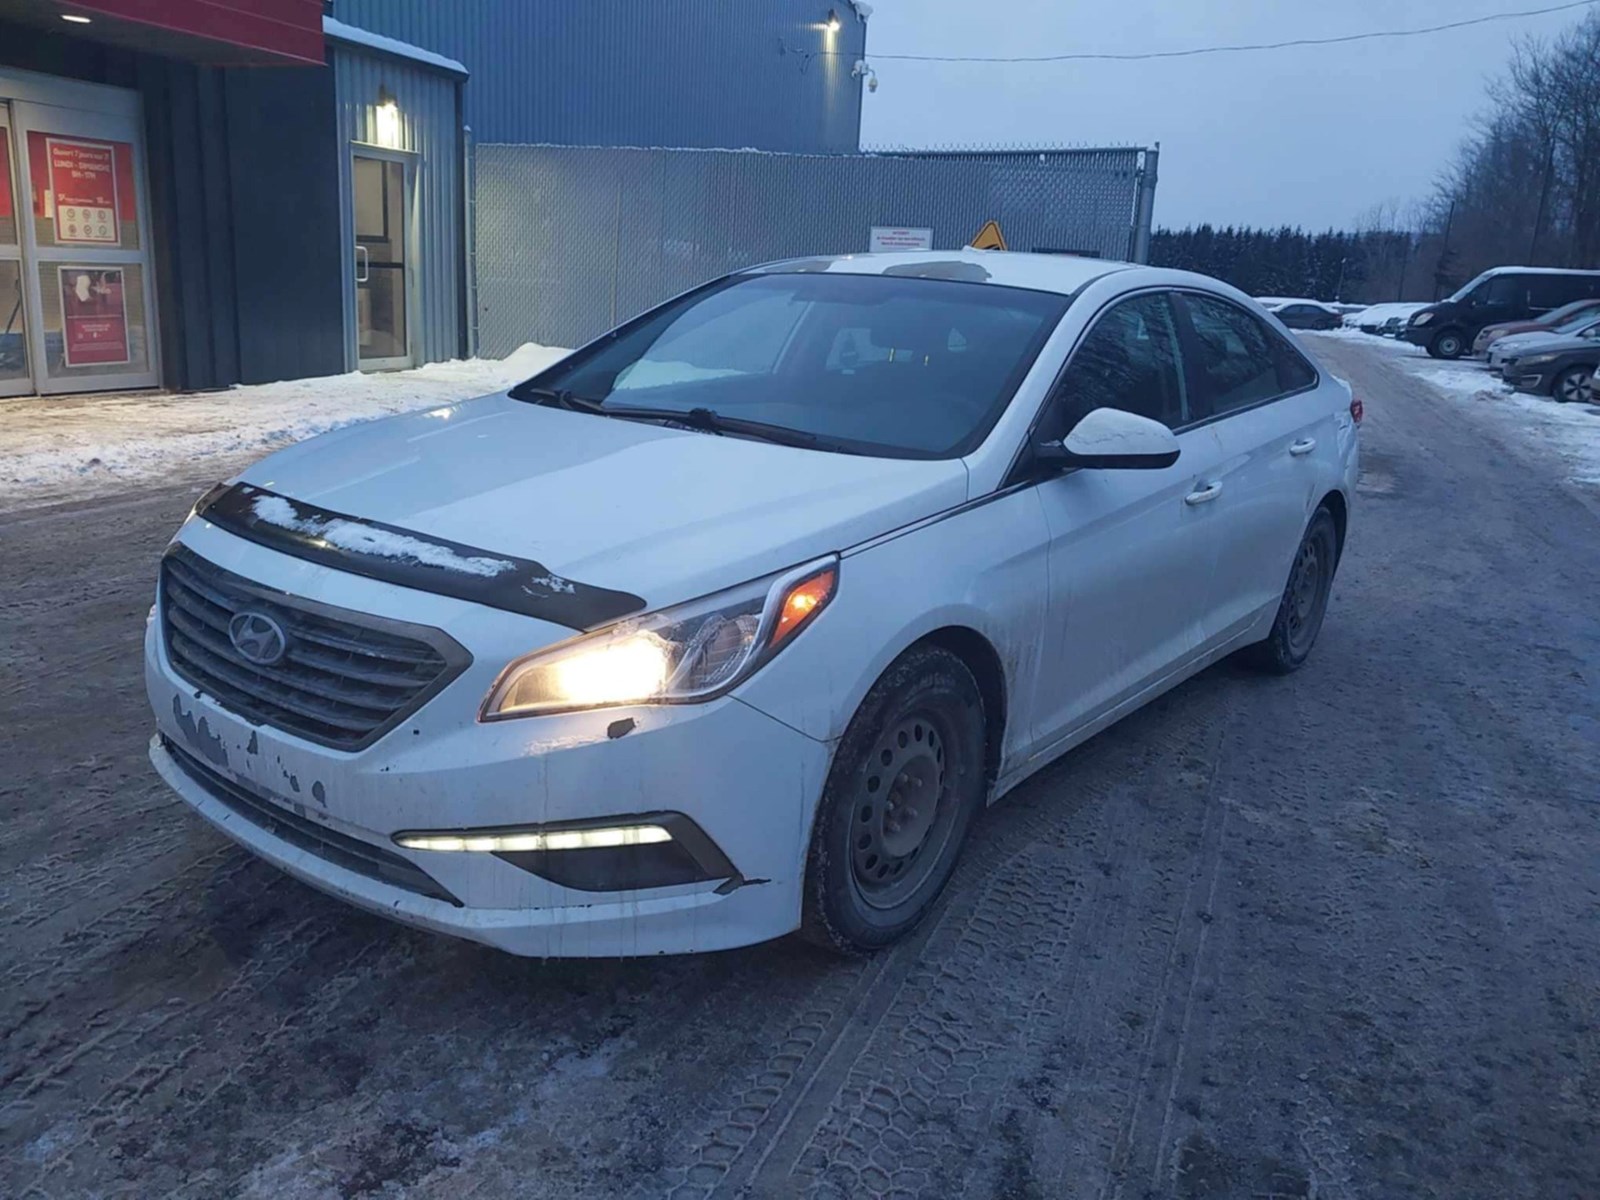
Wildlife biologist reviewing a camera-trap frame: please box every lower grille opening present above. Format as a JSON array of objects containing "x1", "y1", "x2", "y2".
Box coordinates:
[{"x1": 162, "y1": 737, "x2": 462, "y2": 907}]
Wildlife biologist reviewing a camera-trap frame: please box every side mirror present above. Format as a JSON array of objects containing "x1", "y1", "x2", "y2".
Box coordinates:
[{"x1": 1036, "y1": 407, "x2": 1180, "y2": 471}]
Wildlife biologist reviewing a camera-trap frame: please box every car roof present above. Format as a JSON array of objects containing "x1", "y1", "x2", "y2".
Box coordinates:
[
  {"x1": 1479, "y1": 265, "x2": 1600, "y2": 278},
  {"x1": 744, "y1": 249, "x2": 1138, "y2": 296}
]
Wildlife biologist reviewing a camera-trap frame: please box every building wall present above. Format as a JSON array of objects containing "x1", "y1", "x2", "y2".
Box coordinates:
[
  {"x1": 0, "y1": 21, "x2": 345, "y2": 390},
  {"x1": 330, "y1": 0, "x2": 867, "y2": 154},
  {"x1": 331, "y1": 43, "x2": 466, "y2": 368}
]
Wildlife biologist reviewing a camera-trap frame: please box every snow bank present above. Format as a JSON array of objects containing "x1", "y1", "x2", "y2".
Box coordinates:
[{"x1": 0, "y1": 344, "x2": 569, "y2": 512}]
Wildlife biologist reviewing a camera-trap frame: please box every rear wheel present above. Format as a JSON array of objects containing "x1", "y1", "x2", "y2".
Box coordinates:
[
  {"x1": 1428, "y1": 329, "x2": 1466, "y2": 359},
  {"x1": 800, "y1": 646, "x2": 986, "y2": 954},
  {"x1": 1552, "y1": 364, "x2": 1592, "y2": 404},
  {"x1": 1240, "y1": 508, "x2": 1339, "y2": 675}
]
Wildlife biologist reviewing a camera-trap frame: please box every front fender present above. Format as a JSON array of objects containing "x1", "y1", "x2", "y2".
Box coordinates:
[{"x1": 734, "y1": 487, "x2": 1050, "y2": 777}]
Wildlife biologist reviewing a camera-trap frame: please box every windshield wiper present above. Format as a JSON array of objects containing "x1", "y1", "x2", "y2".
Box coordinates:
[
  {"x1": 605, "y1": 406, "x2": 822, "y2": 449},
  {"x1": 514, "y1": 387, "x2": 823, "y2": 449},
  {"x1": 512, "y1": 385, "x2": 607, "y2": 413}
]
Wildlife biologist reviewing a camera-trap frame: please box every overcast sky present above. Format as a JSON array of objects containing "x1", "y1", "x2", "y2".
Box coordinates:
[{"x1": 858, "y1": 0, "x2": 1588, "y2": 231}]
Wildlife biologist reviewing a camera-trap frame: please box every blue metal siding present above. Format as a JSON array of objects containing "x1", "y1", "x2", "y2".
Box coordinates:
[
  {"x1": 330, "y1": 0, "x2": 866, "y2": 153},
  {"x1": 332, "y1": 44, "x2": 465, "y2": 367}
]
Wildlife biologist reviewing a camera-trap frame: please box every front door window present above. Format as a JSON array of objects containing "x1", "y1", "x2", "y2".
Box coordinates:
[{"x1": 353, "y1": 154, "x2": 411, "y2": 369}]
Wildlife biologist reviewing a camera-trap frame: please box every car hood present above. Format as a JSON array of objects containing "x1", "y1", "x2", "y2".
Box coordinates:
[
  {"x1": 1502, "y1": 334, "x2": 1597, "y2": 359},
  {"x1": 1481, "y1": 320, "x2": 1547, "y2": 341},
  {"x1": 235, "y1": 392, "x2": 970, "y2": 609}
]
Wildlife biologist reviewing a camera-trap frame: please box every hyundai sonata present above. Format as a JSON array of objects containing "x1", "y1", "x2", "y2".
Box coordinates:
[{"x1": 146, "y1": 250, "x2": 1359, "y2": 956}]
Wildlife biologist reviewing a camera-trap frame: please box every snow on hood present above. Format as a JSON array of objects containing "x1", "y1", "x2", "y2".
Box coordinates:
[{"x1": 237, "y1": 392, "x2": 969, "y2": 610}]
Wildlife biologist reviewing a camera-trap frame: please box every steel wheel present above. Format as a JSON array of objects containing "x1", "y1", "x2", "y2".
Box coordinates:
[
  {"x1": 800, "y1": 645, "x2": 987, "y2": 953},
  {"x1": 849, "y1": 712, "x2": 960, "y2": 910},
  {"x1": 1283, "y1": 532, "x2": 1331, "y2": 659}
]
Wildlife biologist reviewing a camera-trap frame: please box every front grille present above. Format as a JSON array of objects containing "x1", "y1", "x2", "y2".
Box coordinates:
[
  {"x1": 162, "y1": 737, "x2": 461, "y2": 906},
  {"x1": 160, "y1": 546, "x2": 469, "y2": 750}
]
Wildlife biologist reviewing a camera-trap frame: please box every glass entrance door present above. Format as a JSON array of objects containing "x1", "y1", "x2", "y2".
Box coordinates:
[
  {"x1": 6, "y1": 87, "x2": 158, "y2": 395},
  {"x1": 0, "y1": 104, "x2": 31, "y2": 398},
  {"x1": 352, "y1": 152, "x2": 414, "y2": 370}
]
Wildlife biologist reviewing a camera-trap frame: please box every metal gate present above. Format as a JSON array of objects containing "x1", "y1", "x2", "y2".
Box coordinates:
[{"x1": 474, "y1": 143, "x2": 1158, "y2": 356}]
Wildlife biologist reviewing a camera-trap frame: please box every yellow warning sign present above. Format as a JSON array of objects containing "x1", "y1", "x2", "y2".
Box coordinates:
[{"x1": 969, "y1": 220, "x2": 1007, "y2": 250}]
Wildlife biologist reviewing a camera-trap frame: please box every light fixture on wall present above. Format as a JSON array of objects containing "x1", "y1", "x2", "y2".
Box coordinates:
[
  {"x1": 60, "y1": 12, "x2": 92, "y2": 22},
  {"x1": 825, "y1": 8, "x2": 841, "y2": 33},
  {"x1": 374, "y1": 85, "x2": 401, "y2": 149}
]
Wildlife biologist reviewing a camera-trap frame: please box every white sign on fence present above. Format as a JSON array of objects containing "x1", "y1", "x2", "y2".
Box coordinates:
[{"x1": 869, "y1": 226, "x2": 934, "y2": 252}]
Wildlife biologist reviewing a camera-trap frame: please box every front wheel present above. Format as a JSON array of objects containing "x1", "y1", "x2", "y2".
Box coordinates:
[
  {"x1": 1428, "y1": 329, "x2": 1466, "y2": 359},
  {"x1": 1552, "y1": 365, "x2": 1592, "y2": 404},
  {"x1": 1240, "y1": 508, "x2": 1340, "y2": 675},
  {"x1": 799, "y1": 645, "x2": 986, "y2": 954}
]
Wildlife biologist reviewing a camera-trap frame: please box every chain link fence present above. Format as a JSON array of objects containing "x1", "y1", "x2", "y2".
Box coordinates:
[{"x1": 474, "y1": 144, "x2": 1157, "y2": 357}]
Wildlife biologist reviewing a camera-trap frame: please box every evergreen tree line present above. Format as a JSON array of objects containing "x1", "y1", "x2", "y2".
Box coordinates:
[{"x1": 1148, "y1": 226, "x2": 1417, "y2": 305}]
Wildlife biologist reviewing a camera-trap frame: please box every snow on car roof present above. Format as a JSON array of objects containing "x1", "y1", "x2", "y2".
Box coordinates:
[
  {"x1": 1475, "y1": 265, "x2": 1600, "y2": 277},
  {"x1": 746, "y1": 250, "x2": 1136, "y2": 296}
]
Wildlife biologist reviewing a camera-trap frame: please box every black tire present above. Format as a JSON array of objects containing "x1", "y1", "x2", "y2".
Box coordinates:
[
  {"x1": 799, "y1": 645, "x2": 987, "y2": 954},
  {"x1": 1428, "y1": 329, "x2": 1466, "y2": 359},
  {"x1": 1240, "y1": 508, "x2": 1340, "y2": 675},
  {"x1": 1552, "y1": 365, "x2": 1592, "y2": 404}
]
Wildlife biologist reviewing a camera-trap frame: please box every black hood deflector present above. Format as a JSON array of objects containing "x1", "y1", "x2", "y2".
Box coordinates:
[{"x1": 195, "y1": 483, "x2": 646, "y2": 632}]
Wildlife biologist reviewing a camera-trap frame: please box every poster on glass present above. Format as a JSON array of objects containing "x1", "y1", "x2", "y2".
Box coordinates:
[
  {"x1": 46, "y1": 137, "x2": 120, "y2": 246},
  {"x1": 59, "y1": 266, "x2": 130, "y2": 367}
]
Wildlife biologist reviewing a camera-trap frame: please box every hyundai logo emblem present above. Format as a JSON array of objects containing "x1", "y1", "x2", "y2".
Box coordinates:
[{"x1": 228, "y1": 610, "x2": 288, "y2": 666}]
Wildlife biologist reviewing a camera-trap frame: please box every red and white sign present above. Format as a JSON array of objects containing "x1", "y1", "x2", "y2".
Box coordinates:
[
  {"x1": 47, "y1": 137, "x2": 119, "y2": 246},
  {"x1": 869, "y1": 226, "x2": 934, "y2": 252},
  {"x1": 59, "y1": 267, "x2": 130, "y2": 367}
]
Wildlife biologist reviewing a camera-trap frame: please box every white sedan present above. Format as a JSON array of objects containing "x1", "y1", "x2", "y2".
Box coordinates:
[{"x1": 145, "y1": 251, "x2": 1360, "y2": 957}]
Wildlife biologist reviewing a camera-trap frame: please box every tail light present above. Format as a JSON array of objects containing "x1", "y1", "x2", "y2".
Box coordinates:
[{"x1": 1349, "y1": 394, "x2": 1364, "y2": 424}]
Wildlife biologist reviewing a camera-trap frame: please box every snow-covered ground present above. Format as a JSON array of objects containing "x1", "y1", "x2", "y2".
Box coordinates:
[
  {"x1": 0, "y1": 344, "x2": 567, "y2": 512},
  {"x1": 1304, "y1": 329, "x2": 1600, "y2": 489}
]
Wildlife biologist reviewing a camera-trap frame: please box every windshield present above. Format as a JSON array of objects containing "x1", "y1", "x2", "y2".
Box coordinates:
[
  {"x1": 511, "y1": 273, "x2": 1070, "y2": 458},
  {"x1": 1552, "y1": 312, "x2": 1600, "y2": 335},
  {"x1": 1447, "y1": 270, "x2": 1497, "y2": 304}
]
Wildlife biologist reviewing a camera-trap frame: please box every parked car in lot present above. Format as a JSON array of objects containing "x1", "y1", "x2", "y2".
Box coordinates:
[
  {"x1": 145, "y1": 251, "x2": 1360, "y2": 958},
  {"x1": 1348, "y1": 302, "x2": 1428, "y2": 336},
  {"x1": 1403, "y1": 266, "x2": 1600, "y2": 359},
  {"x1": 1498, "y1": 327, "x2": 1600, "y2": 402},
  {"x1": 1472, "y1": 297, "x2": 1600, "y2": 357},
  {"x1": 1487, "y1": 311, "x2": 1600, "y2": 371},
  {"x1": 1264, "y1": 300, "x2": 1343, "y2": 330}
]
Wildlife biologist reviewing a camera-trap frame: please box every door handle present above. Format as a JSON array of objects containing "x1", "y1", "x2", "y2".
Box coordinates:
[
  {"x1": 1184, "y1": 481, "x2": 1223, "y2": 506},
  {"x1": 355, "y1": 244, "x2": 369, "y2": 283},
  {"x1": 1289, "y1": 438, "x2": 1317, "y2": 456}
]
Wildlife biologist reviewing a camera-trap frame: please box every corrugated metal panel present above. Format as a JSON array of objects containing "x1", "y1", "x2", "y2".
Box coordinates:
[
  {"x1": 330, "y1": 0, "x2": 865, "y2": 153},
  {"x1": 475, "y1": 144, "x2": 1150, "y2": 355},
  {"x1": 332, "y1": 44, "x2": 463, "y2": 368}
]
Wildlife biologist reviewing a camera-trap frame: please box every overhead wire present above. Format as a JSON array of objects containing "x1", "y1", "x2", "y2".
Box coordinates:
[{"x1": 839, "y1": 0, "x2": 1599, "y2": 64}]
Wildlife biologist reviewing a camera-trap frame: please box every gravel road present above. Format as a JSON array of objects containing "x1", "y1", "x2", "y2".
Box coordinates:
[{"x1": 3, "y1": 335, "x2": 1598, "y2": 1199}]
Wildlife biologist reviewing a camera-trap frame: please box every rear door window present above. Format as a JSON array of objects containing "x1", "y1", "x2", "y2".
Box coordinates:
[{"x1": 1178, "y1": 293, "x2": 1315, "y2": 419}]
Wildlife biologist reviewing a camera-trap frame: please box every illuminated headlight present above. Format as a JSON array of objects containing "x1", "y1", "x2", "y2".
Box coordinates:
[
  {"x1": 397, "y1": 825, "x2": 672, "y2": 852},
  {"x1": 1411, "y1": 312, "x2": 1435, "y2": 326},
  {"x1": 481, "y1": 557, "x2": 838, "y2": 718}
]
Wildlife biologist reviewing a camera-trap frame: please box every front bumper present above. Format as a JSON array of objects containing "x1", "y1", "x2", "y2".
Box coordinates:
[
  {"x1": 145, "y1": 528, "x2": 834, "y2": 957},
  {"x1": 1400, "y1": 325, "x2": 1433, "y2": 347},
  {"x1": 1506, "y1": 365, "x2": 1558, "y2": 395}
]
